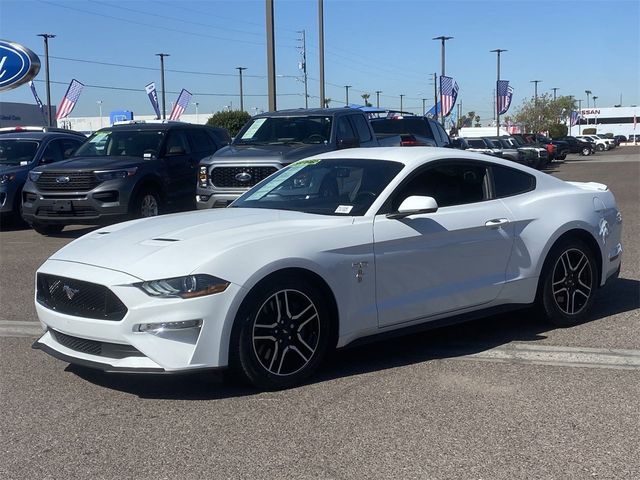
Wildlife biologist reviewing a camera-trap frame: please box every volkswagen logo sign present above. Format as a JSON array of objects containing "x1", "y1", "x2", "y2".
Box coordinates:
[
  {"x1": 62, "y1": 285, "x2": 80, "y2": 300},
  {"x1": 55, "y1": 176, "x2": 71, "y2": 184},
  {"x1": 0, "y1": 40, "x2": 41, "y2": 92},
  {"x1": 235, "y1": 171, "x2": 252, "y2": 183}
]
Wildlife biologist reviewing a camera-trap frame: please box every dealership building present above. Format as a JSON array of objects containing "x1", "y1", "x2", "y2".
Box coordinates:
[{"x1": 568, "y1": 106, "x2": 638, "y2": 137}]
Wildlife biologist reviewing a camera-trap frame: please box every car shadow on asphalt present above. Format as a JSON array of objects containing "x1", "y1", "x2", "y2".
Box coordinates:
[{"x1": 66, "y1": 277, "x2": 640, "y2": 400}]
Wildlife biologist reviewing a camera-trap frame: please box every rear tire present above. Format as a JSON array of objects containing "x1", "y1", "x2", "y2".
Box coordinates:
[
  {"x1": 538, "y1": 238, "x2": 597, "y2": 327},
  {"x1": 581, "y1": 147, "x2": 591, "y2": 156},
  {"x1": 228, "y1": 274, "x2": 332, "y2": 390},
  {"x1": 31, "y1": 223, "x2": 64, "y2": 235},
  {"x1": 597, "y1": 144, "x2": 605, "y2": 151}
]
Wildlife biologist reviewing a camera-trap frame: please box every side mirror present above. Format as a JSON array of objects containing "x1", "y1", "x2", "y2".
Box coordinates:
[
  {"x1": 337, "y1": 137, "x2": 360, "y2": 149},
  {"x1": 40, "y1": 157, "x2": 55, "y2": 165},
  {"x1": 386, "y1": 195, "x2": 438, "y2": 219}
]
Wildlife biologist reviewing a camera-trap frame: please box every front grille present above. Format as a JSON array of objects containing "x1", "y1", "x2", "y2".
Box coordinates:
[
  {"x1": 211, "y1": 166, "x2": 278, "y2": 188},
  {"x1": 36, "y1": 171, "x2": 102, "y2": 192},
  {"x1": 37, "y1": 273, "x2": 127, "y2": 321},
  {"x1": 50, "y1": 329, "x2": 144, "y2": 358},
  {"x1": 36, "y1": 205, "x2": 98, "y2": 217}
]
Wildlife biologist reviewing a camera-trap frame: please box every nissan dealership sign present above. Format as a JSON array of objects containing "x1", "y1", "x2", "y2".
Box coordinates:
[{"x1": 0, "y1": 39, "x2": 41, "y2": 91}]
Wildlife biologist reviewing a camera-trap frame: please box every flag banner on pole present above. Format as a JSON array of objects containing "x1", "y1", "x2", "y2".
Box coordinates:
[
  {"x1": 28, "y1": 81, "x2": 46, "y2": 119},
  {"x1": 425, "y1": 101, "x2": 441, "y2": 118},
  {"x1": 440, "y1": 76, "x2": 458, "y2": 117},
  {"x1": 169, "y1": 89, "x2": 192, "y2": 121},
  {"x1": 497, "y1": 80, "x2": 513, "y2": 115},
  {"x1": 145, "y1": 82, "x2": 161, "y2": 119},
  {"x1": 570, "y1": 110, "x2": 580, "y2": 127},
  {"x1": 56, "y1": 79, "x2": 84, "y2": 120}
]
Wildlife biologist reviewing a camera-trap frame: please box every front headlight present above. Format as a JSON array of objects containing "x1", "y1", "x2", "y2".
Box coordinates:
[
  {"x1": 28, "y1": 171, "x2": 42, "y2": 182},
  {"x1": 0, "y1": 173, "x2": 16, "y2": 184},
  {"x1": 135, "y1": 274, "x2": 230, "y2": 299},
  {"x1": 94, "y1": 167, "x2": 137, "y2": 181}
]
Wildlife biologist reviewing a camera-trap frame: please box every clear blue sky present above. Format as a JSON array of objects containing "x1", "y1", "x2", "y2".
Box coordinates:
[{"x1": 1, "y1": 0, "x2": 638, "y2": 121}]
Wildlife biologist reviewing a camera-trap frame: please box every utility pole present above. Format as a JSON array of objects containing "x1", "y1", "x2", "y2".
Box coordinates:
[
  {"x1": 297, "y1": 29, "x2": 308, "y2": 108},
  {"x1": 399, "y1": 94, "x2": 404, "y2": 113},
  {"x1": 551, "y1": 87, "x2": 559, "y2": 101},
  {"x1": 585, "y1": 89, "x2": 591, "y2": 126},
  {"x1": 433, "y1": 35, "x2": 453, "y2": 126},
  {"x1": 155, "y1": 53, "x2": 169, "y2": 119},
  {"x1": 577, "y1": 99, "x2": 583, "y2": 134},
  {"x1": 422, "y1": 98, "x2": 426, "y2": 116},
  {"x1": 375, "y1": 90, "x2": 381, "y2": 108},
  {"x1": 491, "y1": 49, "x2": 507, "y2": 136},
  {"x1": 531, "y1": 80, "x2": 541, "y2": 106},
  {"x1": 266, "y1": 0, "x2": 276, "y2": 111},
  {"x1": 344, "y1": 85, "x2": 351, "y2": 106},
  {"x1": 37, "y1": 33, "x2": 55, "y2": 126},
  {"x1": 318, "y1": 0, "x2": 325, "y2": 108},
  {"x1": 432, "y1": 72, "x2": 438, "y2": 120},
  {"x1": 236, "y1": 67, "x2": 247, "y2": 111}
]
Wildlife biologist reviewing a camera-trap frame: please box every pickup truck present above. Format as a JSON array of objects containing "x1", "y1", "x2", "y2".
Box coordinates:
[{"x1": 196, "y1": 108, "x2": 387, "y2": 208}]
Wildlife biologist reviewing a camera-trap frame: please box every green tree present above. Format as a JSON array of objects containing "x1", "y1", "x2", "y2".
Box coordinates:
[
  {"x1": 361, "y1": 93, "x2": 372, "y2": 107},
  {"x1": 513, "y1": 94, "x2": 576, "y2": 133},
  {"x1": 206, "y1": 110, "x2": 251, "y2": 137},
  {"x1": 548, "y1": 123, "x2": 568, "y2": 139}
]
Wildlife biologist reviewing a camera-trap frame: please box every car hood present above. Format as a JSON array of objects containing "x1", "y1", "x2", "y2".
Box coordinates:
[
  {"x1": 202, "y1": 143, "x2": 333, "y2": 165},
  {"x1": 34, "y1": 156, "x2": 145, "y2": 172},
  {"x1": 0, "y1": 163, "x2": 30, "y2": 178},
  {"x1": 49, "y1": 208, "x2": 352, "y2": 281}
]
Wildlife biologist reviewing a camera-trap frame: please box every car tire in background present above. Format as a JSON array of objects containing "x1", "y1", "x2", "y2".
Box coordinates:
[
  {"x1": 581, "y1": 147, "x2": 591, "y2": 156},
  {"x1": 538, "y1": 237, "x2": 597, "y2": 327},
  {"x1": 31, "y1": 223, "x2": 64, "y2": 236},
  {"x1": 132, "y1": 189, "x2": 161, "y2": 218},
  {"x1": 229, "y1": 274, "x2": 333, "y2": 390}
]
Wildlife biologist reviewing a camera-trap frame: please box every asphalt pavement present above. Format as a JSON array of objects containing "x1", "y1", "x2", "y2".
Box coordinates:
[{"x1": 1, "y1": 146, "x2": 638, "y2": 479}]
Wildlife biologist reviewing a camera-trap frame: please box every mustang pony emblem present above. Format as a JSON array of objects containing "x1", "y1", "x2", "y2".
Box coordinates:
[{"x1": 62, "y1": 285, "x2": 80, "y2": 300}]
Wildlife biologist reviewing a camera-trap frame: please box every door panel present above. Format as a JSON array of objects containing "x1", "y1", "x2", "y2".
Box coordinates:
[
  {"x1": 374, "y1": 200, "x2": 514, "y2": 328},
  {"x1": 163, "y1": 130, "x2": 194, "y2": 201}
]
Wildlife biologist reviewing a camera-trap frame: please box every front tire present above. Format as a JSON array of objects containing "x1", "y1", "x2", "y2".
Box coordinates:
[
  {"x1": 132, "y1": 189, "x2": 160, "y2": 218},
  {"x1": 31, "y1": 223, "x2": 64, "y2": 235},
  {"x1": 229, "y1": 275, "x2": 332, "y2": 390},
  {"x1": 538, "y1": 238, "x2": 597, "y2": 327},
  {"x1": 581, "y1": 147, "x2": 591, "y2": 156},
  {"x1": 597, "y1": 143, "x2": 605, "y2": 151}
]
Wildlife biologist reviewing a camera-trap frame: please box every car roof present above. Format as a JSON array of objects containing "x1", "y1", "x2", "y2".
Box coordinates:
[
  {"x1": 305, "y1": 146, "x2": 529, "y2": 170},
  {"x1": 104, "y1": 122, "x2": 214, "y2": 131},
  {"x1": 254, "y1": 108, "x2": 357, "y2": 118},
  {"x1": 0, "y1": 131, "x2": 84, "y2": 140}
]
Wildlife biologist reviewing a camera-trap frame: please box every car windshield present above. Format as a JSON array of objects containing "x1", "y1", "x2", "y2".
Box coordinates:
[
  {"x1": 467, "y1": 139, "x2": 487, "y2": 148},
  {"x1": 234, "y1": 116, "x2": 332, "y2": 145},
  {"x1": 231, "y1": 158, "x2": 404, "y2": 216},
  {"x1": 371, "y1": 118, "x2": 430, "y2": 136},
  {"x1": 0, "y1": 139, "x2": 40, "y2": 165},
  {"x1": 73, "y1": 129, "x2": 165, "y2": 157}
]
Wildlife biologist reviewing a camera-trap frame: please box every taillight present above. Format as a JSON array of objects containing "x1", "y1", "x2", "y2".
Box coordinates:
[{"x1": 400, "y1": 135, "x2": 427, "y2": 147}]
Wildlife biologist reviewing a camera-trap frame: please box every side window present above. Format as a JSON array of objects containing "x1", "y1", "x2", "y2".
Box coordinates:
[
  {"x1": 350, "y1": 115, "x2": 373, "y2": 143},
  {"x1": 336, "y1": 116, "x2": 356, "y2": 141},
  {"x1": 41, "y1": 140, "x2": 64, "y2": 163},
  {"x1": 492, "y1": 165, "x2": 535, "y2": 198},
  {"x1": 60, "y1": 139, "x2": 83, "y2": 159},
  {"x1": 391, "y1": 162, "x2": 489, "y2": 210},
  {"x1": 164, "y1": 130, "x2": 191, "y2": 156},
  {"x1": 187, "y1": 129, "x2": 214, "y2": 153}
]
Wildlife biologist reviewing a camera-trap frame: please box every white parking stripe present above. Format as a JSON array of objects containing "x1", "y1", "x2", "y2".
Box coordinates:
[{"x1": 0, "y1": 321, "x2": 44, "y2": 337}]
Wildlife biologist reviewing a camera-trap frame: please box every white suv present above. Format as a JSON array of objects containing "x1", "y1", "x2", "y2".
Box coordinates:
[{"x1": 576, "y1": 135, "x2": 609, "y2": 151}]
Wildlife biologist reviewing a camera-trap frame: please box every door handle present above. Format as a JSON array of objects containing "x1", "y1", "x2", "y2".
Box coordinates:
[{"x1": 485, "y1": 218, "x2": 509, "y2": 228}]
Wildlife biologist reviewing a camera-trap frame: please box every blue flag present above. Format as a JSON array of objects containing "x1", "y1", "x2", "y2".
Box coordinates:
[
  {"x1": 29, "y1": 81, "x2": 46, "y2": 121},
  {"x1": 145, "y1": 82, "x2": 161, "y2": 119}
]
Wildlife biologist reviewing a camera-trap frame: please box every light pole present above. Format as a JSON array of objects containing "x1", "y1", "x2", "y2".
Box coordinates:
[
  {"x1": 318, "y1": 0, "x2": 325, "y2": 108},
  {"x1": 422, "y1": 98, "x2": 427, "y2": 116},
  {"x1": 491, "y1": 49, "x2": 507, "y2": 136},
  {"x1": 399, "y1": 94, "x2": 404, "y2": 113},
  {"x1": 236, "y1": 67, "x2": 247, "y2": 111},
  {"x1": 531, "y1": 80, "x2": 542, "y2": 106},
  {"x1": 96, "y1": 100, "x2": 103, "y2": 128},
  {"x1": 585, "y1": 89, "x2": 592, "y2": 126},
  {"x1": 37, "y1": 33, "x2": 55, "y2": 126},
  {"x1": 193, "y1": 102, "x2": 199, "y2": 123},
  {"x1": 344, "y1": 85, "x2": 351, "y2": 105},
  {"x1": 375, "y1": 90, "x2": 382, "y2": 108},
  {"x1": 433, "y1": 35, "x2": 453, "y2": 126},
  {"x1": 156, "y1": 53, "x2": 169, "y2": 119},
  {"x1": 551, "y1": 87, "x2": 559, "y2": 101},
  {"x1": 592, "y1": 96, "x2": 597, "y2": 108}
]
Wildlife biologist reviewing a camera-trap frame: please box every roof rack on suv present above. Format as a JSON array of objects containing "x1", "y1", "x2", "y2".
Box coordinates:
[
  {"x1": 0, "y1": 126, "x2": 86, "y2": 137},
  {"x1": 111, "y1": 120, "x2": 189, "y2": 126}
]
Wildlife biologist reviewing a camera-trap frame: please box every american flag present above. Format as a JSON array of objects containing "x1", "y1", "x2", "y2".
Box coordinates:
[
  {"x1": 56, "y1": 79, "x2": 84, "y2": 120},
  {"x1": 440, "y1": 76, "x2": 458, "y2": 117},
  {"x1": 169, "y1": 89, "x2": 192, "y2": 120},
  {"x1": 497, "y1": 80, "x2": 513, "y2": 115},
  {"x1": 570, "y1": 111, "x2": 580, "y2": 127}
]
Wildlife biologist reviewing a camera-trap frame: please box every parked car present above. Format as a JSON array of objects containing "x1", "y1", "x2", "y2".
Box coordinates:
[
  {"x1": 576, "y1": 135, "x2": 609, "y2": 151},
  {"x1": 613, "y1": 135, "x2": 627, "y2": 145},
  {"x1": 594, "y1": 134, "x2": 616, "y2": 149},
  {"x1": 33, "y1": 147, "x2": 622, "y2": 389},
  {"x1": 0, "y1": 127, "x2": 86, "y2": 221},
  {"x1": 196, "y1": 108, "x2": 387, "y2": 209},
  {"x1": 509, "y1": 135, "x2": 549, "y2": 169},
  {"x1": 557, "y1": 136, "x2": 596, "y2": 156},
  {"x1": 369, "y1": 115, "x2": 451, "y2": 148},
  {"x1": 22, "y1": 121, "x2": 229, "y2": 234},
  {"x1": 451, "y1": 137, "x2": 496, "y2": 156},
  {"x1": 484, "y1": 137, "x2": 528, "y2": 164}
]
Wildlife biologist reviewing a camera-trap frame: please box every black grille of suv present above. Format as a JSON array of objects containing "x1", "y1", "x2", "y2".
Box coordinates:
[
  {"x1": 50, "y1": 329, "x2": 144, "y2": 358},
  {"x1": 36, "y1": 205, "x2": 98, "y2": 217},
  {"x1": 36, "y1": 171, "x2": 101, "y2": 191},
  {"x1": 211, "y1": 166, "x2": 278, "y2": 188},
  {"x1": 37, "y1": 273, "x2": 127, "y2": 321}
]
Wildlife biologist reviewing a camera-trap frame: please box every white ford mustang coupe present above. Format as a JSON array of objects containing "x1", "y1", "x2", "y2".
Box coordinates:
[{"x1": 33, "y1": 148, "x2": 622, "y2": 389}]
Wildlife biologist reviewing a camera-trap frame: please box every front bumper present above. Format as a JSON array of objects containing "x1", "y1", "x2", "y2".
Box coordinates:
[{"x1": 33, "y1": 260, "x2": 243, "y2": 372}]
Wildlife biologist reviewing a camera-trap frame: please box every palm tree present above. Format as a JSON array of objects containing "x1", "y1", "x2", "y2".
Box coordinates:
[{"x1": 361, "y1": 93, "x2": 371, "y2": 107}]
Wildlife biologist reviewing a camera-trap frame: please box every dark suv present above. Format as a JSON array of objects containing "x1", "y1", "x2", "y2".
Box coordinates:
[
  {"x1": 370, "y1": 116, "x2": 451, "y2": 147},
  {"x1": 0, "y1": 127, "x2": 86, "y2": 222},
  {"x1": 22, "y1": 121, "x2": 229, "y2": 234}
]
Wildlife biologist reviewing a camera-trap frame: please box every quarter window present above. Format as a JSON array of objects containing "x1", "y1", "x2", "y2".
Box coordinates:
[
  {"x1": 336, "y1": 117, "x2": 356, "y2": 140},
  {"x1": 350, "y1": 115, "x2": 373, "y2": 143},
  {"x1": 492, "y1": 165, "x2": 536, "y2": 197}
]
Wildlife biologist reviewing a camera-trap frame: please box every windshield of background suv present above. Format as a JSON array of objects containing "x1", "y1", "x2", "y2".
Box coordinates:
[
  {"x1": 73, "y1": 129, "x2": 165, "y2": 157},
  {"x1": 234, "y1": 116, "x2": 332, "y2": 145},
  {"x1": 231, "y1": 158, "x2": 404, "y2": 216},
  {"x1": 0, "y1": 139, "x2": 40, "y2": 165}
]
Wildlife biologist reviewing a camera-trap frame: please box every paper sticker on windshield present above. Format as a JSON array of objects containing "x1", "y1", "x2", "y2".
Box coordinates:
[
  {"x1": 20, "y1": 161, "x2": 28, "y2": 166},
  {"x1": 241, "y1": 118, "x2": 267, "y2": 139},
  {"x1": 335, "y1": 205, "x2": 353, "y2": 214}
]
